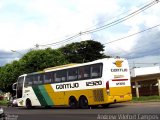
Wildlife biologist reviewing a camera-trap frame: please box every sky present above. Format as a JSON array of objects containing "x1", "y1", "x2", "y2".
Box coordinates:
[{"x1": 0, "y1": 0, "x2": 160, "y2": 68}]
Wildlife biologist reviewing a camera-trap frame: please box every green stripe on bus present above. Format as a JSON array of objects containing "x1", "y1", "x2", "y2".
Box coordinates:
[
  {"x1": 32, "y1": 86, "x2": 48, "y2": 106},
  {"x1": 38, "y1": 85, "x2": 53, "y2": 106}
]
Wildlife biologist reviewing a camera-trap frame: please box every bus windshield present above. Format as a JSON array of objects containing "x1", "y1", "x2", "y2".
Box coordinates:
[{"x1": 17, "y1": 76, "x2": 24, "y2": 98}]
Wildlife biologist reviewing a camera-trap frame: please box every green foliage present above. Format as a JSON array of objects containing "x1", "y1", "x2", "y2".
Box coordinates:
[
  {"x1": 0, "y1": 99, "x2": 8, "y2": 106},
  {"x1": 0, "y1": 40, "x2": 108, "y2": 92},
  {"x1": 132, "y1": 96, "x2": 160, "y2": 102},
  {"x1": 0, "y1": 61, "x2": 21, "y2": 92},
  {"x1": 0, "y1": 48, "x2": 68, "y2": 92},
  {"x1": 59, "y1": 40, "x2": 108, "y2": 63},
  {"x1": 20, "y1": 48, "x2": 68, "y2": 73}
]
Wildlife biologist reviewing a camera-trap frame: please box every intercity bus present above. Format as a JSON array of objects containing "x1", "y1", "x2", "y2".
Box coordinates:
[{"x1": 13, "y1": 58, "x2": 132, "y2": 108}]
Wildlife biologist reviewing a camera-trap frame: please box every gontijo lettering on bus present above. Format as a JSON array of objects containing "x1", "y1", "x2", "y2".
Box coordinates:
[
  {"x1": 111, "y1": 68, "x2": 128, "y2": 72},
  {"x1": 56, "y1": 83, "x2": 79, "y2": 89}
]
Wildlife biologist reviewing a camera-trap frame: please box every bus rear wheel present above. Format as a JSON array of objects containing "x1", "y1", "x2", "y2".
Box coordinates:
[
  {"x1": 79, "y1": 96, "x2": 89, "y2": 109},
  {"x1": 69, "y1": 97, "x2": 78, "y2": 109},
  {"x1": 26, "y1": 99, "x2": 32, "y2": 109}
]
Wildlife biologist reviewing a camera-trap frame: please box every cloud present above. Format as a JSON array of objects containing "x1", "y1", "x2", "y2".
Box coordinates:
[
  {"x1": 0, "y1": 0, "x2": 160, "y2": 67},
  {"x1": 0, "y1": 50, "x2": 21, "y2": 66},
  {"x1": 129, "y1": 55, "x2": 160, "y2": 68},
  {"x1": 126, "y1": 28, "x2": 160, "y2": 59}
]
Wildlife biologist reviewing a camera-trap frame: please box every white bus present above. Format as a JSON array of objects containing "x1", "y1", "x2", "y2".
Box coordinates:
[{"x1": 13, "y1": 58, "x2": 132, "y2": 108}]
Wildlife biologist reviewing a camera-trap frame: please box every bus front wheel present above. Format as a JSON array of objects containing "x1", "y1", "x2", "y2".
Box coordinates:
[
  {"x1": 79, "y1": 96, "x2": 89, "y2": 109},
  {"x1": 26, "y1": 99, "x2": 32, "y2": 109}
]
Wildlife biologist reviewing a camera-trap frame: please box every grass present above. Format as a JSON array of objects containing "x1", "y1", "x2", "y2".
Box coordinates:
[
  {"x1": 0, "y1": 99, "x2": 8, "y2": 106},
  {"x1": 132, "y1": 96, "x2": 160, "y2": 102}
]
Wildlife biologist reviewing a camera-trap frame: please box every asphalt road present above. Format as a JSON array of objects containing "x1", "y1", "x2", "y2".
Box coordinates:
[{"x1": 1, "y1": 102, "x2": 160, "y2": 120}]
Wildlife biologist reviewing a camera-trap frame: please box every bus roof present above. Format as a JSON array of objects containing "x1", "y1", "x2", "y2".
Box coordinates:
[
  {"x1": 44, "y1": 58, "x2": 125, "y2": 72},
  {"x1": 27, "y1": 71, "x2": 44, "y2": 75},
  {"x1": 44, "y1": 63, "x2": 79, "y2": 71}
]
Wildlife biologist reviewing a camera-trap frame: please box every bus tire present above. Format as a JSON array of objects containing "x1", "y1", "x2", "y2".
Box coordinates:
[
  {"x1": 69, "y1": 96, "x2": 78, "y2": 109},
  {"x1": 26, "y1": 99, "x2": 32, "y2": 109},
  {"x1": 79, "y1": 96, "x2": 89, "y2": 109}
]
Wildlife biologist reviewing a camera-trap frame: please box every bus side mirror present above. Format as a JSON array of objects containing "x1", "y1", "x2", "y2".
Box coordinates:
[{"x1": 12, "y1": 82, "x2": 17, "y2": 91}]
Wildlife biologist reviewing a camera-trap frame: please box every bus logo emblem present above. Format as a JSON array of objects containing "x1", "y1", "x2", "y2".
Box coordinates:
[{"x1": 114, "y1": 60, "x2": 123, "y2": 67}]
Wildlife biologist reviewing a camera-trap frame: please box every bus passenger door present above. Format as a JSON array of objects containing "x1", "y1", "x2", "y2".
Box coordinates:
[{"x1": 17, "y1": 76, "x2": 24, "y2": 98}]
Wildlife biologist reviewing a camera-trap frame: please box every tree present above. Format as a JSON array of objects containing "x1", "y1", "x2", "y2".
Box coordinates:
[
  {"x1": 0, "y1": 40, "x2": 109, "y2": 92},
  {"x1": 59, "y1": 40, "x2": 108, "y2": 63},
  {"x1": 0, "y1": 48, "x2": 68, "y2": 92},
  {"x1": 19, "y1": 48, "x2": 68, "y2": 73},
  {"x1": 0, "y1": 61, "x2": 21, "y2": 92}
]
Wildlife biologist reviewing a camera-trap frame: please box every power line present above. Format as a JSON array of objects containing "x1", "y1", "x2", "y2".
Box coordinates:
[
  {"x1": 130, "y1": 63, "x2": 159, "y2": 65},
  {"x1": 39, "y1": 1, "x2": 152, "y2": 48},
  {"x1": 37, "y1": 0, "x2": 159, "y2": 48},
  {"x1": 104, "y1": 23, "x2": 160, "y2": 59},
  {"x1": 103, "y1": 23, "x2": 160, "y2": 45},
  {"x1": 81, "y1": 0, "x2": 158, "y2": 34},
  {"x1": 77, "y1": 1, "x2": 150, "y2": 34},
  {"x1": 39, "y1": 33, "x2": 80, "y2": 47}
]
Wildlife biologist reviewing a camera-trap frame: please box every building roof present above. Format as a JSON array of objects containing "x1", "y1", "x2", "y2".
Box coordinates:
[{"x1": 131, "y1": 73, "x2": 160, "y2": 81}]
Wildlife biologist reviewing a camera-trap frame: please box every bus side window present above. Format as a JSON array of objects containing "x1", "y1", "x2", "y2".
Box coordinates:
[
  {"x1": 78, "y1": 66, "x2": 91, "y2": 80},
  {"x1": 33, "y1": 75, "x2": 38, "y2": 85},
  {"x1": 78, "y1": 67, "x2": 84, "y2": 80},
  {"x1": 91, "y1": 63, "x2": 103, "y2": 78},
  {"x1": 68, "y1": 68, "x2": 78, "y2": 81},
  {"x1": 25, "y1": 76, "x2": 33, "y2": 87},
  {"x1": 51, "y1": 72, "x2": 55, "y2": 83},
  {"x1": 84, "y1": 66, "x2": 91, "y2": 79},
  {"x1": 38, "y1": 74, "x2": 44, "y2": 84},
  {"x1": 62, "y1": 70, "x2": 67, "y2": 82},
  {"x1": 44, "y1": 72, "x2": 52, "y2": 84},
  {"x1": 55, "y1": 70, "x2": 67, "y2": 82}
]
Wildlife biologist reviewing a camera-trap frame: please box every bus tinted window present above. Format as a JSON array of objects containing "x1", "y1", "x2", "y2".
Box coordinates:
[
  {"x1": 25, "y1": 76, "x2": 33, "y2": 86},
  {"x1": 84, "y1": 66, "x2": 91, "y2": 79},
  {"x1": 38, "y1": 74, "x2": 44, "y2": 84},
  {"x1": 78, "y1": 66, "x2": 91, "y2": 80},
  {"x1": 91, "y1": 63, "x2": 102, "y2": 78},
  {"x1": 68, "y1": 68, "x2": 78, "y2": 81},
  {"x1": 44, "y1": 72, "x2": 53, "y2": 84},
  {"x1": 55, "y1": 70, "x2": 67, "y2": 82},
  {"x1": 32, "y1": 75, "x2": 38, "y2": 85}
]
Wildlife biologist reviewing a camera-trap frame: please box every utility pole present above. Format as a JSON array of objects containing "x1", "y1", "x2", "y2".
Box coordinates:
[{"x1": 35, "y1": 44, "x2": 39, "y2": 49}]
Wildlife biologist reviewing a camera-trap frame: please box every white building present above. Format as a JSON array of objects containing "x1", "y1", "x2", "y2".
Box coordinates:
[{"x1": 131, "y1": 66, "x2": 160, "y2": 97}]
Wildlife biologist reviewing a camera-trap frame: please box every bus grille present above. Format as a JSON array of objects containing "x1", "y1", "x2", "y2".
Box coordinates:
[{"x1": 93, "y1": 89, "x2": 104, "y2": 102}]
